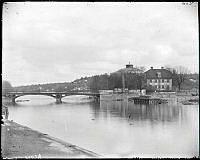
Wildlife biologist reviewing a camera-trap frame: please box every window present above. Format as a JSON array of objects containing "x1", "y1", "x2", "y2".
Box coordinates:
[
  {"x1": 162, "y1": 85, "x2": 164, "y2": 89},
  {"x1": 150, "y1": 79, "x2": 152, "y2": 83},
  {"x1": 157, "y1": 72, "x2": 161, "y2": 78},
  {"x1": 162, "y1": 79, "x2": 164, "y2": 83},
  {"x1": 167, "y1": 79, "x2": 169, "y2": 82}
]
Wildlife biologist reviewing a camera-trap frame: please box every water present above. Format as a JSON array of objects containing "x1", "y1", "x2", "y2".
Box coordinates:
[{"x1": 7, "y1": 95, "x2": 199, "y2": 158}]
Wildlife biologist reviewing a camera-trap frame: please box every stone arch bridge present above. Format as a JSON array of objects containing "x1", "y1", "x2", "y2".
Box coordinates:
[{"x1": 3, "y1": 92, "x2": 100, "y2": 104}]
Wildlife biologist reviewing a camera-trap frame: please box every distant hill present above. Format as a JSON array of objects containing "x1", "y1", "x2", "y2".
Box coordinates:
[
  {"x1": 13, "y1": 82, "x2": 70, "y2": 92},
  {"x1": 13, "y1": 76, "x2": 92, "y2": 92},
  {"x1": 181, "y1": 79, "x2": 199, "y2": 90}
]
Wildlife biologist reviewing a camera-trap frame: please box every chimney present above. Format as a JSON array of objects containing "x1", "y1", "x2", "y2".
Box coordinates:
[
  {"x1": 150, "y1": 67, "x2": 153, "y2": 69},
  {"x1": 161, "y1": 67, "x2": 164, "y2": 69}
]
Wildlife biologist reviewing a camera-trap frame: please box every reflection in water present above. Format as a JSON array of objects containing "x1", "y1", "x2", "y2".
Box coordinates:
[
  {"x1": 98, "y1": 101, "x2": 183, "y2": 123},
  {"x1": 7, "y1": 95, "x2": 198, "y2": 158}
]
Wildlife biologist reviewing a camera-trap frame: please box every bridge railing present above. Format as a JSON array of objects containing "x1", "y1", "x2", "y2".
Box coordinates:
[{"x1": 6, "y1": 91, "x2": 100, "y2": 95}]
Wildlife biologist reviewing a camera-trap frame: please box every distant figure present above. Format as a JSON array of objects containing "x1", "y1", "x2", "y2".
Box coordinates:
[
  {"x1": 5, "y1": 106, "x2": 9, "y2": 119},
  {"x1": 128, "y1": 113, "x2": 132, "y2": 119},
  {"x1": 128, "y1": 113, "x2": 134, "y2": 125}
]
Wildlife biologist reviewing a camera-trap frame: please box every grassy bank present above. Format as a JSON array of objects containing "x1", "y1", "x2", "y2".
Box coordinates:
[{"x1": 1, "y1": 120, "x2": 100, "y2": 158}]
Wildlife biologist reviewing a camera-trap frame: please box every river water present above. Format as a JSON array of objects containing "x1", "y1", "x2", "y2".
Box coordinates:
[{"x1": 7, "y1": 95, "x2": 199, "y2": 158}]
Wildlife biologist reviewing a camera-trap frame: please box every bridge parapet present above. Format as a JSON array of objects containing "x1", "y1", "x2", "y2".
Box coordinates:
[{"x1": 4, "y1": 91, "x2": 100, "y2": 104}]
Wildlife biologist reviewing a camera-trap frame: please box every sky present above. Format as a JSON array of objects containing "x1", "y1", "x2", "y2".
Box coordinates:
[{"x1": 2, "y1": 2, "x2": 198, "y2": 87}]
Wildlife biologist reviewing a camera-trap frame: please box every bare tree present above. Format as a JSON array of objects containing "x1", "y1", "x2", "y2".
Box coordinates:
[
  {"x1": 137, "y1": 74, "x2": 145, "y2": 91},
  {"x1": 175, "y1": 66, "x2": 190, "y2": 91},
  {"x1": 138, "y1": 66, "x2": 146, "y2": 73},
  {"x1": 165, "y1": 65, "x2": 190, "y2": 91}
]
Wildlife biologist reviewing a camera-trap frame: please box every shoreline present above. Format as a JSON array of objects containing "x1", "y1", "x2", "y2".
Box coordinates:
[{"x1": 1, "y1": 120, "x2": 101, "y2": 158}]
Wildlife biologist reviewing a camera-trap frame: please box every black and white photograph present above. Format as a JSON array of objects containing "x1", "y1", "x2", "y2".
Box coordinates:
[{"x1": 2, "y1": 2, "x2": 199, "y2": 158}]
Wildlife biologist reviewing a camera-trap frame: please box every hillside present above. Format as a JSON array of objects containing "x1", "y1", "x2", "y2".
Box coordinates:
[
  {"x1": 180, "y1": 73, "x2": 199, "y2": 90},
  {"x1": 13, "y1": 77, "x2": 92, "y2": 92},
  {"x1": 14, "y1": 82, "x2": 70, "y2": 92}
]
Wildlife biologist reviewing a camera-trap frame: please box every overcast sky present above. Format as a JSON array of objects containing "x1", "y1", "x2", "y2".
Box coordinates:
[{"x1": 2, "y1": 2, "x2": 198, "y2": 87}]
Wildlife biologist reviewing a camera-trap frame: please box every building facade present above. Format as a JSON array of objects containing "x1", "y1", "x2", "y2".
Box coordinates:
[{"x1": 145, "y1": 67, "x2": 172, "y2": 91}]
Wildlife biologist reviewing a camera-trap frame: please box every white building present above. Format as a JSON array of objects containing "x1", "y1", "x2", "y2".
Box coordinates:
[{"x1": 145, "y1": 67, "x2": 173, "y2": 91}]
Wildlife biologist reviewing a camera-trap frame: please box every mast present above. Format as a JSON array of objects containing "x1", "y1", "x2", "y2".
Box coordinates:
[{"x1": 122, "y1": 73, "x2": 125, "y2": 93}]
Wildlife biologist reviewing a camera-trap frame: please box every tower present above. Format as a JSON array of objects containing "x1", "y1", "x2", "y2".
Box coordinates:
[{"x1": 126, "y1": 62, "x2": 133, "y2": 68}]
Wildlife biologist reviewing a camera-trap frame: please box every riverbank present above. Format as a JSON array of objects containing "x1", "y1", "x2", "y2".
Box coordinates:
[{"x1": 1, "y1": 120, "x2": 100, "y2": 158}]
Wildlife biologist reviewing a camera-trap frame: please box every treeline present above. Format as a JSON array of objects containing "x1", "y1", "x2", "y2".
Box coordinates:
[{"x1": 88, "y1": 73, "x2": 145, "y2": 92}]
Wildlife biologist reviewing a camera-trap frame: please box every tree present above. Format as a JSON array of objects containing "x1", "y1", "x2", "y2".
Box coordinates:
[
  {"x1": 124, "y1": 73, "x2": 137, "y2": 89},
  {"x1": 138, "y1": 66, "x2": 146, "y2": 73},
  {"x1": 2, "y1": 80, "x2": 13, "y2": 94},
  {"x1": 165, "y1": 65, "x2": 190, "y2": 91},
  {"x1": 174, "y1": 66, "x2": 190, "y2": 91},
  {"x1": 88, "y1": 75, "x2": 100, "y2": 92},
  {"x1": 135, "y1": 73, "x2": 145, "y2": 91},
  {"x1": 146, "y1": 85, "x2": 156, "y2": 93}
]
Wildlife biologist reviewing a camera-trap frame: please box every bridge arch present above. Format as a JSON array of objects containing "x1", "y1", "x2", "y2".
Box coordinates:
[
  {"x1": 10, "y1": 94, "x2": 64, "y2": 104},
  {"x1": 14, "y1": 94, "x2": 57, "y2": 100}
]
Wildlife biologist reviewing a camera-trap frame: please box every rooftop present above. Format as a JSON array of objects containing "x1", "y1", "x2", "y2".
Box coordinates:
[{"x1": 145, "y1": 67, "x2": 172, "y2": 79}]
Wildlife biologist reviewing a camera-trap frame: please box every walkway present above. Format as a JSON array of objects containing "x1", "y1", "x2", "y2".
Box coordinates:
[{"x1": 1, "y1": 120, "x2": 100, "y2": 158}]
